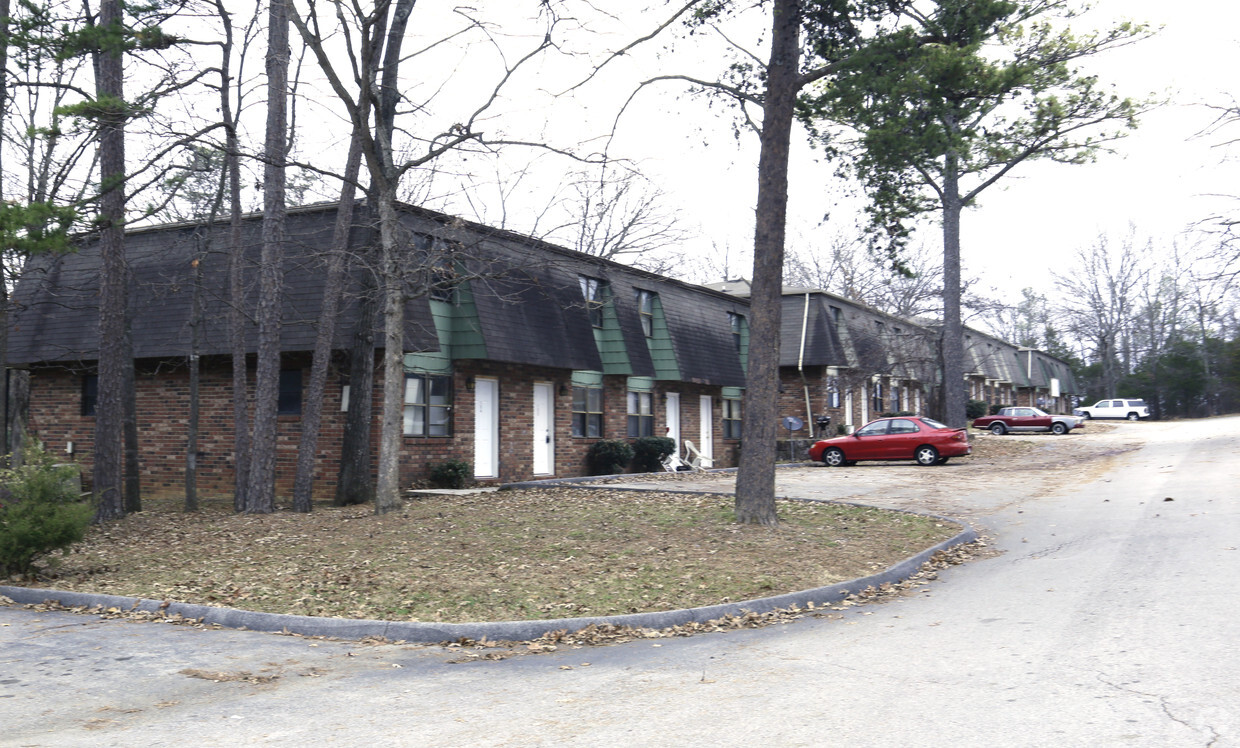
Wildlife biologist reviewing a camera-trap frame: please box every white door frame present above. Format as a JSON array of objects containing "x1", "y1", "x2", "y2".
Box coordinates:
[
  {"x1": 532, "y1": 382, "x2": 554, "y2": 476},
  {"x1": 665, "y1": 392, "x2": 681, "y2": 451},
  {"x1": 698, "y1": 395, "x2": 713, "y2": 459},
  {"x1": 473, "y1": 377, "x2": 499, "y2": 479}
]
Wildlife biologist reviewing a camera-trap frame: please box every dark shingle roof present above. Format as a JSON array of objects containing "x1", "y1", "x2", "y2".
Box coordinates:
[
  {"x1": 10, "y1": 202, "x2": 752, "y2": 387},
  {"x1": 9, "y1": 204, "x2": 434, "y2": 366}
]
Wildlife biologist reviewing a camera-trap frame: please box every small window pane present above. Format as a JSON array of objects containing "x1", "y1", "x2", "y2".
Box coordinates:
[
  {"x1": 405, "y1": 377, "x2": 423, "y2": 405},
  {"x1": 278, "y1": 370, "x2": 302, "y2": 415}
]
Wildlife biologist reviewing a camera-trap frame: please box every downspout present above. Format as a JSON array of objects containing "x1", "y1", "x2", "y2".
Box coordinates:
[{"x1": 798, "y1": 293, "x2": 813, "y2": 431}]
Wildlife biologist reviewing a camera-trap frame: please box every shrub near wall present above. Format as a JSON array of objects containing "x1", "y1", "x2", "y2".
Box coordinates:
[
  {"x1": 0, "y1": 444, "x2": 92, "y2": 576},
  {"x1": 632, "y1": 436, "x2": 675, "y2": 472},
  {"x1": 586, "y1": 440, "x2": 634, "y2": 475}
]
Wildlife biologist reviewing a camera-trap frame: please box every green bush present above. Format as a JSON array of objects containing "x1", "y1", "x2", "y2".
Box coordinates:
[
  {"x1": 989, "y1": 403, "x2": 1013, "y2": 415},
  {"x1": 0, "y1": 445, "x2": 92, "y2": 577},
  {"x1": 586, "y1": 439, "x2": 634, "y2": 475},
  {"x1": 878, "y1": 410, "x2": 916, "y2": 418},
  {"x1": 632, "y1": 436, "x2": 675, "y2": 473},
  {"x1": 966, "y1": 399, "x2": 990, "y2": 419},
  {"x1": 428, "y1": 460, "x2": 471, "y2": 489}
]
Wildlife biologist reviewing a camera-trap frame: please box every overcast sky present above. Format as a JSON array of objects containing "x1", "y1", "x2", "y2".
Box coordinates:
[{"x1": 559, "y1": 1, "x2": 1240, "y2": 299}]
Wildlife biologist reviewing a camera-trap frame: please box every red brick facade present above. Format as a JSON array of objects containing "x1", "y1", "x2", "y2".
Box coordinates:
[{"x1": 27, "y1": 356, "x2": 740, "y2": 499}]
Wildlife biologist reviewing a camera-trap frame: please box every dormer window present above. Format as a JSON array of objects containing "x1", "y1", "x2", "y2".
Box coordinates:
[
  {"x1": 729, "y1": 312, "x2": 744, "y2": 351},
  {"x1": 635, "y1": 289, "x2": 654, "y2": 337},
  {"x1": 580, "y1": 276, "x2": 604, "y2": 328}
]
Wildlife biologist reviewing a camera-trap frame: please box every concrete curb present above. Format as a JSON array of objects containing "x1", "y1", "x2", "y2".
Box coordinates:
[{"x1": 0, "y1": 523, "x2": 975, "y2": 644}]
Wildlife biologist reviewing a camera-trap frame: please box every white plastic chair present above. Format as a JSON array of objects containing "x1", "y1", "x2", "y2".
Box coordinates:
[
  {"x1": 683, "y1": 440, "x2": 714, "y2": 472},
  {"x1": 661, "y1": 451, "x2": 687, "y2": 472}
]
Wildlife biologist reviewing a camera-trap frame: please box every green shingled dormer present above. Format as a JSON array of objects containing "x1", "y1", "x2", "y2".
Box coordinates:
[
  {"x1": 404, "y1": 276, "x2": 487, "y2": 372},
  {"x1": 582, "y1": 275, "x2": 632, "y2": 375},
  {"x1": 636, "y1": 288, "x2": 681, "y2": 380}
]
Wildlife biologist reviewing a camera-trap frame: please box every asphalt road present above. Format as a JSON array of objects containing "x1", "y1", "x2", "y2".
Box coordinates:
[{"x1": 2, "y1": 417, "x2": 1237, "y2": 747}]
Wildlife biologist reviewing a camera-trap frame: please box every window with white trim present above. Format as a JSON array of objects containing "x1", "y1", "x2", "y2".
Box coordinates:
[
  {"x1": 403, "y1": 374, "x2": 451, "y2": 436},
  {"x1": 722, "y1": 396, "x2": 742, "y2": 440},
  {"x1": 572, "y1": 385, "x2": 603, "y2": 437},
  {"x1": 627, "y1": 391, "x2": 654, "y2": 437}
]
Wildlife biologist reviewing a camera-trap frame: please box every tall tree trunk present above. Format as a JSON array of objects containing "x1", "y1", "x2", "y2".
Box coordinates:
[
  {"x1": 336, "y1": 295, "x2": 376, "y2": 506},
  {"x1": 734, "y1": 0, "x2": 800, "y2": 527},
  {"x1": 244, "y1": 0, "x2": 290, "y2": 513},
  {"x1": 218, "y1": 1, "x2": 250, "y2": 513},
  {"x1": 940, "y1": 145, "x2": 965, "y2": 428},
  {"x1": 0, "y1": 0, "x2": 10, "y2": 459},
  {"x1": 369, "y1": 0, "x2": 416, "y2": 515},
  {"x1": 9, "y1": 370, "x2": 26, "y2": 468},
  {"x1": 186, "y1": 240, "x2": 204, "y2": 512},
  {"x1": 121, "y1": 317, "x2": 141, "y2": 513},
  {"x1": 291, "y1": 134, "x2": 363, "y2": 512},
  {"x1": 91, "y1": 0, "x2": 127, "y2": 522},
  {"x1": 374, "y1": 187, "x2": 405, "y2": 514}
]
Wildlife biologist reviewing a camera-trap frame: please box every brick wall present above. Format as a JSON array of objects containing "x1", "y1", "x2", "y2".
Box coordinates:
[{"x1": 26, "y1": 356, "x2": 740, "y2": 501}]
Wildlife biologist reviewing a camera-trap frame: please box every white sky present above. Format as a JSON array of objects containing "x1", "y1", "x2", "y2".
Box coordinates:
[{"x1": 547, "y1": 1, "x2": 1240, "y2": 299}]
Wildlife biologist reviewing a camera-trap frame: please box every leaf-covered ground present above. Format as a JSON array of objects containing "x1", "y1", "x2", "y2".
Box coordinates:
[{"x1": 18, "y1": 488, "x2": 957, "y2": 624}]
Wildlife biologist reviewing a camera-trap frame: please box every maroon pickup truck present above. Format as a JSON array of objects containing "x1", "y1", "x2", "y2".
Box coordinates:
[{"x1": 972, "y1": 407, "x2": 1085, "y2": 436}]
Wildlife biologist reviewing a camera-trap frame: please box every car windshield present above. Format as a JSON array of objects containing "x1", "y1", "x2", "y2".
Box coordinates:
[
  {"x1": 1130, "y1": 399, "x2": 1147, "y2": 407},
  {"x1": 918, "y1": 417, "x2": 948, "y2": 430},
  {"x1": 1030, "y1": 408, "x2": 1048, "y2": 416}
]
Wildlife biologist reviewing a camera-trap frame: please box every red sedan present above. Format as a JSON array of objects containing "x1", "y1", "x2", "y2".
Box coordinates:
[{"x1": 808, "y1": 416, "x2": 972, "y2": 467}]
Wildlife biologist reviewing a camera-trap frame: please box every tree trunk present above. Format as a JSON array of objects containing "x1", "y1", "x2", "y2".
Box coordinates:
[
  {"x1": 291, "y1": 134, "x2": 363, "y2": 512},
  {"x1": 0, "y1": 0, "x2": 10, "y2": 459},
  {"x1": 244, "y1": 0, "x2": 291, "y2": 513},
  {"x1": 734, "y1": 0, "x2": 801, "y2": 527},
  {"x1": 186, "y1": 244, "x2": 203, "y2": 512},
  {"x1": 374, "y1": 188, "x2": 406, "y2": 515},
  {"x1": 9, "y1": 370, "x2": 26, "y2": 468},
  {"x1": 336, "y1": 295, "x2": 376, "y2": 506},
  {"x1": 121, "y1": 318, "x2": 141, "y2": 513},
  {"x1": 219, "y1": 3, "x2": 250, "y2": 513},
  {"x1": 91, "y1": 0, "x2": 127, "y2": 522},
  {"x1": 940, "y1": 145, "x2": 966, "y2": 429}
]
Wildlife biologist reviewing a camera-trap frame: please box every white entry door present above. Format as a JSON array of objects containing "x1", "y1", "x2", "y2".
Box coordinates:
[
  {"x1": 698, "y1": 395, "x2": 713, "y2": 459},
  {"x1": 665, "y1": 392, "x2": 681, "y2": 451},
  {"x1": 474, "y1": 378, "x2": 499, "y2": 478},
  {"x1": 532, "y1": 382, "x2": 554, "y2": 476}
]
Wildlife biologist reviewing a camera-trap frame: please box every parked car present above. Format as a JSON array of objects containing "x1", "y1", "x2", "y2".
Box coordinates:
[
  {"x1": 1073, "y1": 398, "x2": 1150, "y2": 421},
  {"x1": 808, "y1": 416, "x2": 972, "y2": 467},
  {"x1": 972, "y1": 407, "x2": 1085, "y2": 435}
]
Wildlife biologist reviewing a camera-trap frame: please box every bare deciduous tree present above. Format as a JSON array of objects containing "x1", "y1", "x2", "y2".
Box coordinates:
[{"x1": 1055, "y1": 233, "x2": 1146, "y2": 398}]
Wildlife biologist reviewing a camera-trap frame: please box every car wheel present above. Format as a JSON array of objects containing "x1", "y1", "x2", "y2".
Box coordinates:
[
  {"x1": 915, "y1": 445, "x2": 939, "y2": 466},
  {"x1": 821, "y1": 447, "x2": 846, "y2": 467},
  {"x1": 1081, "y1": 412, "x2": 1092, "y2": 420},
  {"x1": 989, "y1": 422, "x2": 1006, "y2": 435},
  {"x1": 1051, "y1": 422, "x2": 1068, "y2": 435},
  {"x1": 1126, "y1": 412, "x2": 1140, "y2": 421}
]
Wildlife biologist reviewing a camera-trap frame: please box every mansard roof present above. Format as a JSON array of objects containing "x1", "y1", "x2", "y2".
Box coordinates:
[{"x1": 9, "y1": 201, "x2": 751, "y2": 387}]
